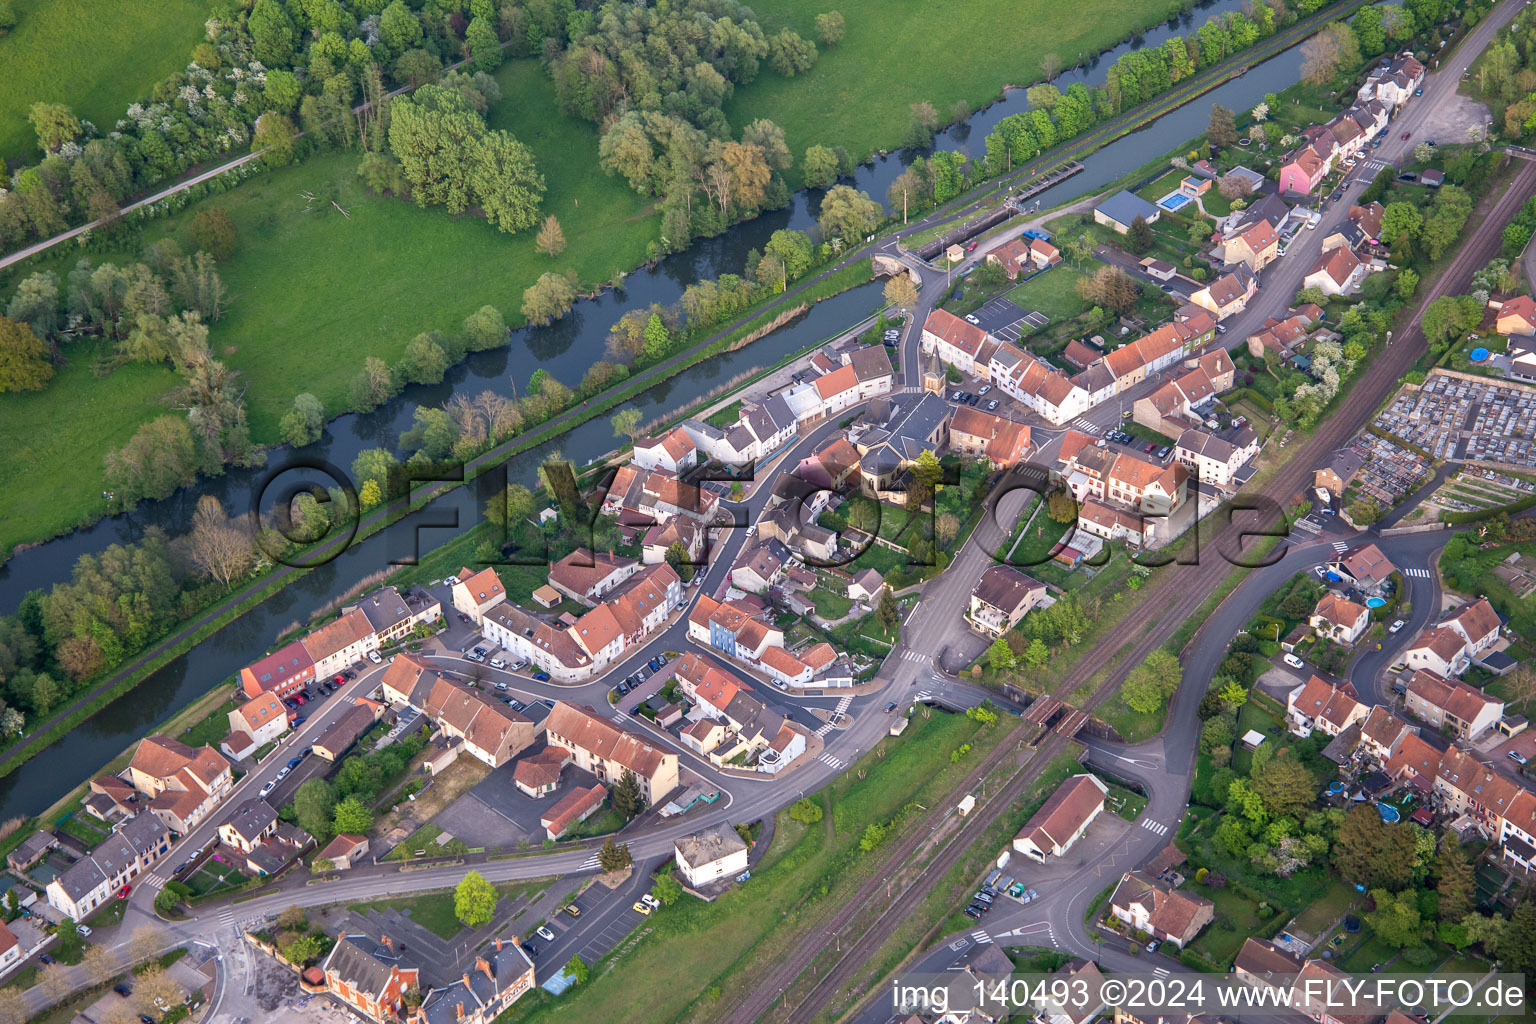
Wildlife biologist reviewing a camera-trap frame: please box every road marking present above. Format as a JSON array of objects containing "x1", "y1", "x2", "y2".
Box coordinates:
[
  {"x1": 815, "y1": 696, "x2": 853, "y2": 736},
  {"x1": 899, "y1": 649, "x2": 930, "y2": 664},
  {"x1": 1404, "y1": 567, "x2": 1432, "y2": 578},
  {"x1": 971, "y1": 929, "x2": 993, "y2": 944},
  {"x1": 1332, "y1": 541, "x2": 1350, "y2": 553},
  {"x1": 141, "y1": 875, "x2": 166, "y2": 892},
  {"x1": 578, "y1": 852, "x2": 602, "y2": 870},
  {"x1": 1140, "y1": 819, "x2": 1169, "y2": 835},
  {"x1": 819, "y1": 752, "x2": 846, "y2": 770},
  {"x1": 1153, "y1": 966, "x2": 1170, "y2": 977},
  {"x1": 1069, "y1": 418, "x2": 1101, "y2": 434}
]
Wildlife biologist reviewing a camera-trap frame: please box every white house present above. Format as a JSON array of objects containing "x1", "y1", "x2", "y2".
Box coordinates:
[
  {"x1": 674, "y1": 825, "x2": 749, "y2": 887},
  {"x1": 451, "y1": 566, "x2": 507, "y2": 624},
  {"x1": 1012, "y1": 774, "x2": 1107, "y2": 862},
  {"x1": 46, "y1": 815, "x2": 171, "y2": 920}
]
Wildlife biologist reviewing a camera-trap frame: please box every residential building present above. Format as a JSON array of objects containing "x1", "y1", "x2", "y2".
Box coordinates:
[
  {"x1": 631, "y1": 428, "x2": 699, "y2": 475},
  {"x1": 642, "y1": 518, "x2": 705, "y2": 566},
  {"x1": 1056, "y1": 432, "x2": 1190, "y2": 518},
  {"x1": 312, "y1": 701, "x2": 383, "y2": 761},
  {"x1": 1403, "y1": 625, "x2": 1471, "y2": 678},
  {"x1": 1285, "y1": 676, "x2": 1365, "y2": 738},
  {"x1": 544, "y1": 702, "x2": 679, "y2": 803},
  {"x1": 317, "y1": 834, "x2": 369, "y2": 870},
  {"x1": 548, "y1": 549, "x2": 640, "y2": 605},
  {"x1": 1175, "y1": 426, "x2": 1258, "y2": 488},
  {"x1": 1404, "y1": 669, "x2": 1504, "y2": 740},
  {"x1": 850, "y1": 394, "x2": 953, "y2": 499},
  {"x1": 127, "y1": 736, "x2": 234, "y2": 833},
  {"x1": 540, "y1": 784, "x2": 608, "y2": 840},
  {"x1": 1304, "y1": 247, "x2": 1367, "y2": 297},
  {"x1": 674, "y1": 825, "x2": 750, "y2": 887},
  {"x1": 512, "y1": 746, "x2": 570, "y2": 797},
  {"x1": 1359, "y1": 705, "x2": 1416, "y2": 763},
  {"x1": 239, "y1": 641, "x2": 315, "y2": 699},
  {"x1": 968, "y1": 565, "x2": 1048, "y2": 638},
  {"x1": 1012, "y1": 774, "x2": 1108, "y2": 861},
  {"x1": 1442, "y1": 597, "x2": 1503, "y2": 659},
  {"x1": 354, "y1": 586, "x2": 438, "y2": 644},
  {"x1": 1189, "y1": 267, "x2": 1257, "y2": 320},
  {"x1": 223, "y1": 691, "x2": 290, "y2": 760},
  {"x1": 921, "y1": 309, "x2": 990, "y2": 377},
  {"x1": 673, "y1": 653, "x2": 806, "y2": 771},
  {"x1": 1434, "y1": 745, "x2": 1520, "y2": 835},
  {"x1": 1093, "y1": 190, "x2": 1160, "y2": 234},
  {"x1": 377, "y1": 652, "x2": 439, "y2": 708},
  {"x1": 604, "y1": 562, "x2": 684, "y2": 643},
  {"x1": 1034, "y1": 959, "x2": 1108, "y2": 1024},
  {"x1": 1327, "y1": 543, "x2": 1395, "y2": 595},
  {"x1": 452, "y1": 567, "x2": 507, "y2": 625},
  {"x1": 1309, "y1": 593, "x2": 1370, "y2": 646},
  {"x1": 1108, "y1": 871, "x2": 1215, "y2": 948},
  {"x1": 46, "y1": 814, "x2": 171, "y2": 920},
  {"x1": 1247, "y1": 312, "x2": 1318, "y2": 358},
  {"x1": 421, "y1": 677, "x2": 536, "y2": 767},
  {"x1": 1315, "y1": 447, "x2": 1366, "y2": 497},
  {"x1": 217, "y1": 799, "x2": 279, "y2": 854},
  {"x1": 321, "y1": 936, "x2": 421, "y2": 1024},
  {"x1": 413, "y1": 939, "x2": 535, "y2": 1024},
  {"x1": 989, "y1": 343, "x2": 1092, "y2": 424},
  {"x1": 301, "y1": 608, "x2": 378, "y2": 680},
  {"x1": 482, "y1": 603, "x2": 594, "y2": 682},
  {"x1": 1495, "y1": 294, "x2": 1536, "y2": 337},
  {"x1": 687, "y1": 594, "x2": 785, "y2": 662},
  {"x1": 1219, "y1": 217, "x2": 1281, "y2": 272},
  {"x1": 7, "y1": 830, "x2": 57, "y2": 873},
  {"x1": 1357, "y1": 52, "x2": 1426, "y2": 110},
  {"x1": 1234, "y1": 937, "x2": 1303, "y2": 992},
  {"x1": 948, "y1": 406, "x2": 1033, "y2": 467},
  {"x1": 1077, "y1": 498, "x2": 1158, "y2": 548},
  {"x1": 0, "y1": 920, "x2": 20, "y2": 977}
]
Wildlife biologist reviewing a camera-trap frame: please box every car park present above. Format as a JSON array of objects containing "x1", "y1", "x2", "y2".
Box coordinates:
[
  {"x1": 978, "y1": 385, "x2": 991, "y2": 396},
  {"x1": 1283, "y1": 653, "x2": 1305, "y2": 669},
  {"x1": 536, "y1": 925, "x2": 556, "y2": 941}
]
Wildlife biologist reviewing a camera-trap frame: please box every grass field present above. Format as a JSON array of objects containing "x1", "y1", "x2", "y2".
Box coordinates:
[
  {"x1": 0, "y1": 0, "x2": 209, "y2": 163},
  {"x1": 0, "y1": 58, "x2": 657, "y2": 555},
  {"x1": 349, "y1": 890, "x2": 465, "y2": 941},
  {"x1": 1004, "y1": 262, "x2": 1102, "y2": 323},
  {"x1": 731, "y1": 0, "x2": 1175, "y2": 177}
]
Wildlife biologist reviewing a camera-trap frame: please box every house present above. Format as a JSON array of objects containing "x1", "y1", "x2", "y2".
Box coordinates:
[
  {"x1": 548, "y1": 549, "x2": 640, "y2": 606},
  {"x1": 642, "y1": 518, "x2": 705, "y2": 566},
  {"x1": 632, "y1": 428, "x2": 698, "y2": 475},
  {"x1": 989, "y1": 343, "x2": 1093, "y2": 424},
  {"x1": 1385, "y1": 732, "x2": 1442, "y2": 793},
  {"x1": 1327, "y1": 543, "x2": 1395, "y2": 596},
  {"x1": 921, "y1": 309, "x2": 990, "y2": 377},
  {"x1": 545, "y1": 702, "x2": 679, "y2": 803},
  {"x1": 0, "y1": 920, "x2": 20, "y2": 977},
  {"x1": 947, "y1": 406, "x2": 1032, "y2": 468},
  {"x1": 1286, "y1": 676, "x2": 1365, "y2": 738},
  {"x1": 674, "y1": 825, "x2": 750, "y2": 887},
  {"x1": 1077, "y1": 498, "x2": 1158, "y2": 548},
  {"x1": 1435, "y1": 745, "x2": 1520, "y2": 834},
  {"x1": 1033, "y1": 960, "x2": 1108, "y2": 1024},
  {"x1": 1357, "y1": 51, "x2": 1426, "y2": 110},
  {"x1": 604, "y1": 562, "x2": 684, "y2": 643},
  {"x1": 1442, "y1": 597, "x2": 1503, "y2": 659},
  {"x1": 412, "y1": 938, "x2": 535, "y2": 1024},
  {"x1": 1132, "y1": 354, "x2": 1232, "y2": 436},
  {"x1": 46, "y1": 814, "x2": 171, "y2": 920},
  {"x1": 1509, "y1": 338, "x2": 1536, "y2": 383},
  {"x1": 1093, "y1": 190, "x2": 1160, "y2": 234},
  {"x1": 1175, "y1": 426, "x2": 1258, "y2": 488},
  {"x1": 1056, "y1": 432, "x2": 1189, "y2": 517},
  {"x1": 732, "y1": 540, "x2": 788, "y2": 595},
  {"x1": 1189, "y1": 267, "x2": 1257, "y2": 320},
  {"x1": 1309, "y1": 593, "x2": 1370, "y2": 646},
  {"x1": 1291, "y1": 960, "x2": 1377, "y2": 1024},
  {"x1": 1247, "y1": 312, "x2": 1317, "y2": 359},
  {"x1": 1108, "y1": 871, "x2": 1215, "y2": 948},
  {"x1": 1359, "y1": 705, "x2": 1416, "y2": 763},
  {"x1": 354, "y1": 586, "x2": 437, "y2": 644},
  {"x1": 1404, "y1": 669, "x2": 1504, "y2": 740},
  {"x1": 968, "y1": 565, "x2": 1047, "y2": 638},
  {"x1": 420, "y1": 677, "x2": 536, "y2": 768},
  {"x1": 321, "y1": 935, "x2": 421, "y2": 1024},
  {"x1": 1219, "y1": 217, "x2": 1281, "y2": 272},
  {"x1": 311, "y1": 701, "x2": 383, "y2": 761},
  {"x1": 239, "y1": 641, "x2": 315, "y2": 700},
  {"x1": 378, "y1": 652, "x2": 440, "y2": 708},
  {"x1": 1279, "y1": 138, "x2": 1333, "y2": 196},
  {"x1": 1304, "y1": 247, "x2": 1367, "y2": 297},
  {"x1": 540, "y1": 784, "x2": 608, "y2": 840},
  {"x1": 224, "y1": 691, "x2": 289, "y2": 760},
  {"x1": 673, "y1": 652, "x2": 806, "y2": 769},
  {"x1": 1139, "y1": 257, "x2": 1177, "y2": 281},
  {"x1": 1012, "y1": 774, "x2": 1108, "y2": 861},
  {"x1": 512, "y1": 746, "x2": 571, "y2": 797},
  {"x1": 317, "y1": 834, "x2": 369, "y2": 870},
  {"x1": 1315, "y1": 447, "x2": 1366, "y2": 497},
  {"x1": 1234, "y1": 937, "x2": 1303, "y2": 992},
  {"x1": 688, "y1": 594, "x2": 785, "y2": 663},
  {"x1": 217, "y1": 799, "x2": 279, "y2": 854},
  {"x1": 1495, "y1": 294, "x2": 1536, "y2": 337},
  {"x1": 482, "y1": 603, "x2": 593, "y2": 682},
  {"x1": 84, "y1": 775, "x2": 140, "y2": 823},
  {"x1": 300, "y1": 608, "x2": 378, "y2": 680},
  {"x1": 1403, "y1": 625, "x2": 1472, "y2": 678},
  {"x1": 452, "y1": 567, "x2": 507, "y2": 625},
  {"x1": 7, "y1": 830, "x2": 57, "y2": 873},
  {"x1": 127, "y1": 736, "x2": 234, "y2": 833}
]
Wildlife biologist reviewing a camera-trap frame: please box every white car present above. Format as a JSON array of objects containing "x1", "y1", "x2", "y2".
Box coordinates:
[
  {"x1": 1388, "y1": 619, "x2": 1406, "y2": 634},
  {"x1": 445, "y1": 575, "x2": 460, "y2": 585},
  {"x1": 260, "y1": 780, "x2": 276, "y2": 797},
  {"x1": 1283, "y1": 653, "x2": 1305, "y2": 669},
  {"x1": 276, "y1": 766, "x2": 291, "y2": 780},
  {"x1": 78, "y1": 925, "x2": 92, "y2": 938},
  {"x1": 640, "y1": 893, "x2": 661, "y2": 910},
  {"x1": 490, "y1": 658, "x2": 507, "y2": 669},
  {"x1": 367, "y1": 650, "x2": 382, "y2": 664},
  {"x1": 536, "y1": 925, "x2": 555, "y2": 941}
]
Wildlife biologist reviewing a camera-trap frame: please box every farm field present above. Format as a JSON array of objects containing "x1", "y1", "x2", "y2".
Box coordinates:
[
  {"x1": 0, "y1": 0, "x2": 209, "y2": 162},
  {"x1": 731, "y1": 0, "x2": 1175, "y2": 179}
]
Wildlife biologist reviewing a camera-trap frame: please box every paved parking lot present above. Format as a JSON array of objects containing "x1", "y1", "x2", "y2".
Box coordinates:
[
  {"x1": 432, "y1": 748, "x2": 606, "y2": 848},
  {"x1": 969, "y1": 296, "x2": 1032, "y2": 340}
]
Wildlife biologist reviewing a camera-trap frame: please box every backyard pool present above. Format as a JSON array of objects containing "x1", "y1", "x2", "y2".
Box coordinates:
[
  {"x1": 1366, "y1": 597, "x2": 1386, "y2": 609},
  {"x1": 1379, "y1": 803, "x2": 1400, "y2": 822},
  {"x1": 1470, "y1": 347, "x2": 1490, "y2": 362},
  {"x1": 1157, "y1": 191, "x2": 1192, "y2": 212}
]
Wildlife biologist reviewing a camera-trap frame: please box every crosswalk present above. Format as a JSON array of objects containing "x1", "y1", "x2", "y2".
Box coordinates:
[
  {"x1": 815, "y1": 695, "x2": 854, "y2": 736},
  {"x1": 218, "y1": 907, "x2": 236, "y2": 931},
  {"x1": 971, "y1": 929, "x2": 993, "y2": 945},
  {"x1": 577, "y1": 851, "x2": 602, "y2": 870},
  {"x1": 141, "y1": 874, "x2": 167, "y2": 892},
  {"x1": 897, "y1": 649, "x2": 930, "y2": 664},
  {"x1": 1404, "y1": 567, "x2": 1432, "y2": 579},
  {"x1": 1140, "y1": 818, "x2": 1169, "y2": 835},
  {"x1": 1152, "y1": 966, "x2": 1170, "y2": 978},
  {"x1": 819, "y1": 751, "x2": 846, "y2": 770},
  {"x1": 1357, "y1": 158, "x2": 1387, "y2": 175},
  {"x1": 1069, "y1": 417, "x2": 1101, "y2": 435},
  {"x1": 1332, "y1": 541, "x2": 1350, "y2": 553}
]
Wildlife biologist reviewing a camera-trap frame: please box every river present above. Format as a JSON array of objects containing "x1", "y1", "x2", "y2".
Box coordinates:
[{"x1": 0, "y1": 0, "x2": 1313, "y2": 820}]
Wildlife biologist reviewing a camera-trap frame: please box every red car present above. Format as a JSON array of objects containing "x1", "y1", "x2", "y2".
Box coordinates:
[
  {"x1": 332, "y1": 674, "x2": 346, "y2": 685},
  {"x1": 117, "y1": 885, "x2": 132, "y2": 899},
  {"x1": 1400, "y1": 131, "x2": 1410, "y2": 141}
]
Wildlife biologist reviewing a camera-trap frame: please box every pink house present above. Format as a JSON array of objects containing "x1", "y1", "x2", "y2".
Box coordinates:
[{"x1": 1279, "y1": 141, "x2": 1330, "y2": 196}]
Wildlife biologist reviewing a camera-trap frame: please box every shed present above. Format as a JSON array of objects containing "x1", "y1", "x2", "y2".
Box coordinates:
[
  {"x1": 531, "y1": 585, "x2": 563, "y2": 609},
  {"x1": 1241, "y1": 729, "x2": 1266, "y2": 750}
]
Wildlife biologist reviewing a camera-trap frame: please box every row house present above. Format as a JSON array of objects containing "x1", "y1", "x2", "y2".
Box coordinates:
[
  {"x1": 968, "y1": 565, "x2": 1048, "y2": 638},
  {"x1": 1403, "y1": 669, "x2": 1504, "y2": 741},
  {"x1": 1189, "y1": 266, "x2": 1257, "y2": 321},
  {"x1": 1280, "y1": 100, "x2": 1392, "y2": 195},
  {"x1": 301, "y1": 608, "x2": 379, "y2": 680},
  {"x1": 127, "y1": 735, "x2": 234, "y2": 834},
  {"x1": 794, "y1": 437, "x2": 862, "y2": 493},
  {"x1": 544, "y1": 701, "x2": 680, "y2": 803},
  {"x1": 688, "y1": 593, "x2": 785, "y2": 662},
  {"x1": 947, "y1": 406, "x2": 1033, "y2": 468},
  {"x1": 482, "y1": 603, "x2": 593, "y2": 682},
  {"x1": 638, "y1": 471, "x2": 720, "y2": 525},
  {"x1": 322, "y1": 936, "x2": 421, "y2": 1024},
  {"x1": 548, "y1": 548, "x2": 640, "y2": 605},
  {"x1": 1357, "y1": 52, "x2": 1426, "y2": 111},
  {"x1": 922, "y1": 309, "x2": 990, "y2": 377},
  {"x1": 222, "y1": 691, "x2": 290, "y2": 761},
  {"x1": 642, "y1": 517, "x2": 706, "y2": 566},
  {"x1": 1434, "y1": 746, "x2": 1520, "y2": 838},
  {"x1": 678, "y1": 417, "x2": 756, "y2": 466},
  {"x1": 451, "y1": 566, "x2": 507, "y2": 625},
  {"x1": 1498, "y1": 789, "x2": 1536, "y2": 871},
  {"x1": 413, "y1": 939, "x2": 535, "y2": 1024},
  {"x1": 1174, "y1": 425, "x2": 1258, "y2": 489},
  {"x1": 1384, "y1": 732, "x2": 1442, "y2": 796},
  {"x1": 1077, "y1": 498, "x2": 1159, "y2": 548},
  {"x1": 1093, "y1": 312, "x2": 1218, "y2": 397},
  {"x1": 1132, "y1": 350, "x2": 1234, "y2": 437},
  {"x1": 1309, "y1": 592, "x2": 1370, "y2": 646},
  {"x1": 352, "y1": 586, "x2": 439, "y2": 645},
  {"x1": 1358, "y1": 704, "x2": 1416, "y2": 764},
  {"x1": 46, "y1": 814, "x2": 171, "y2": 920},
  {"x1": 840, "y1": 345, "x2": 895, "y2": 400},
  {"x1": 421, "y1": 676, "x2": 537, "y2": 768},
  {"x1": 1285, "y1": 676, "x2": 1365, "y2": 739},
  {"x1": 377, "y1": 652, "x2": 439, "y2": 708},
  {"x1": 632, "y1": 427, "x2": 699, "y2": 475},
  {"x1": 673, "y1": 653, "x2": 806, "y2": 772},
  {"x1": 239, "y1": 641, "x2": 315, "y2": 700},
  {"x1": 1055, "y1": 431, "x2": 1189, "y2": 517}
]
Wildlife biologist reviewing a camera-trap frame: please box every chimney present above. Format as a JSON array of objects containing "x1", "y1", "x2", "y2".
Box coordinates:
[
  {"x1": 455, "y1": 1003, "x2": 465, "y2": 1021},
  {"x1": 494, "y1": 939, "x2": 503, "y2": 951},
  {"x1": 462, "y1": 974, "x2": 472, "y2": 989},
  {"x1": 477, "y1": 956, "x2": 493, "y2": 981},
  {"x1": 382, "y1": 934, "x2": 393, "y2": 951}
]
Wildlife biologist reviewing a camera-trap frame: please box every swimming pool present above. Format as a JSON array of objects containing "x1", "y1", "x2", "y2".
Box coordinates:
[{"x1": 1157, "y1": 191, "x2": 1192, "y2": 212}]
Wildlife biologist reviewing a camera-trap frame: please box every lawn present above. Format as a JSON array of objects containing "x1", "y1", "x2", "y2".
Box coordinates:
[
  {"x1": 0, "y1": 0, "x2": 209, "y2": 162},
  {"x1": 496, "y1": 710, "x2": 997, "y2": 1024},
  {"x1": 806, "y1": 585, "x2": 854, "y2": 620},
  {"x1": 1004, "y1": 264, "x2": 1095, "y2": 324},
  {"x1": 184, "y1": 858, "x2": 246, "y2": 898},
  {"x1": 348, "y1": 890, "x2": 464, "y2": 941},
  {"x1": 1289, "y1": 879, "x2": 1359, "y2": 938},
  {"x1": 1183, "y1": 882, "x2": 1274, "y2": 968},
  {"x1": 0, "y1": 58, "x2": 658, "y2": 553},
  {"x1": 728, "y1": 0, "x2": 1175, "y2": 177}
]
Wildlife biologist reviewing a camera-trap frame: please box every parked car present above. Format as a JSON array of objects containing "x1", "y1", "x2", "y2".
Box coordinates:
[
  {"x1": 332, "y1": 674, "x2": 347, "y2": 685},
  {"x1": 965, "y1": 314, "x2": 980, "y2": 325},
  {"x1": 986, "y1": 400, "x2": 999, "y2": 411},
  {"x1": 951, "y1": 390, "x2": 963, "y2": 402},
  {"x1": 78, "y1": 925, "x2": 92, "y2": 938},
  {"x1": 523, "y1": 944, "x2": 539, "y2": 957},
  {"x1": 533, "y1": 671, "x2": 550, "y2": 681},
  {"x1": 1415, "y1": 87, "x2": 1424, "y2": 96},
  {"x1": 1143, "y1": 442, "x2": 1157, "y2": 453},
  {"x1": 490, "y1": 658, "x2": 507, "y2": 669},
  {"x1": 963, "y1": 906, "x2": 982, "y2": 920},
  {"x1": 1283, "y1": 653, "x2": 1305, "y2": 669},
  {"x1": 1157, "y1": 446, "x2": 1171, "y2": 460},
  {"x1": 978, "y1": 384, "x2": 991, "y2": 396},
  {"x1": 1510, "y1": 751, "x2": 1529, "y2": 766},
  {"x1": 641, "y1": 893, "x2": 661, "y2": 909},
  {"x1": 564, "y1": 903, "x2": 581, "y2": 917},
  {"x1": 1146, "y1": 940, "x2": 1161, "y2": 953},
  {"x1": 39, "y1": 954, "x2": 57, "y2": 965},
  {"x1": 494, "y1": 681, "x2": 509, "y2": 691},
  {"x1": 966, "y1": 393, "x2": 979, "y2": 406},
  {"x1": 114, "y1": 984, "x2": 132, "y2": 997},
  {"x1": 276, "y1": 766, "x2": 291, "y2": 780},
  {"x1": 536, "y1": 925, "x2": 556, "y2": 941},
  {"x1": 367, "y1": 650, "x2": 382, "y2": 663},
  {"x1": 260, "y1": 781, "x2": 276, "y2": 797},
  {"x1": 117, "y1": 884, "x2": 132, "y2": 898},
  {"x1": 616, "y1": 681, "x2": 630, "y2": 696},
  {"x1": 633, "y1": 901, "x2": 653, "y2": 916},
  {"x1": 287, "y1": 757, "x2": 302, "y2": 769}
]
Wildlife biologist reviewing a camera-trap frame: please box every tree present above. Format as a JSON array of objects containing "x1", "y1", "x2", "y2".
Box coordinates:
[
  {"x1": 135, "y1": 964, "x2": 184, "y2": 1019},
  {"x1": 1435, "y1": 841, "x2": 1475, "y2": 922},
  {"x1": 465, "y1": 15, "x2": 502, "y2": 73},
  {"x1": 1076, "y1": 265, "x2": 1138, "y2": 315},
  {"x1": 252, "y1": 111, "x2": 296, "y2": 168},
  {"x1": 37, "y1": 962, "x2": 72, "y2": 1003},
  {"x1": 597, "y1": 838, "x2": 633, "y2": 872},
  {"x1": 883, "y1": 274, "x2": 917, "y2": 311},
  {"x1": 1047, "y1": 488, "x2": 1078, "y2": 523},
  {"x1": 294, "y1": 777, "x2": 336, "y2": 841},
  {"x1": 877, "y1": 586, "x2": 900, "y2": 634},
  {"x1": 279, "y1": 393, "x2": 326, "y2": 448},
  {"x1": 281, "y1": 933, "x2": 324, "y2": 965},
  {"x1": 536, "y1": 215, "x2": 567, "y2": 258},
  {"x1": 789, "y1": 797, "x2": 823, "y2": 823},
  {"x1": 0, "y1": 987, "x2": 29, "y2": 1024},
  {"x1": 1218, "y1": 172, "x2": 1256, "y2": 201},
  {"x1": 1127, "y1": 215, "x2": 1155, "y2": 254},
  {"x1": 612, "y1": 768, "x2": 644, "y2": 818},
  {"x1": 802, "y1": 144, "x2": 842, "y2": 188},
  {"x1": 189, "y1": 208, "x2": 238, "y2": 261},
  {"x1": 27, "y1": 102, "x2": 80, "y2": 153},
  {"x1": 611, "y1": 408, "x2": 643, "y2": 442},
  {"x1": 1207, "y1": 104, "x2": 1238, "y2": 148},
  {"x1": 1347, "y1": 497, "x2": 1383, "y2": 526},
  {"x1": 332, "y1": 795, "x2": 374, "y2": 835},
  {"x1": 768, "y1": 28, "x2": 817, "y2": 76},
  {"x1": 81, "y1": 943, "x2": 120, "y2": 986},
  {"x1": 642, "y1": 312, "x2": 671, "y2": 360},
  {"x1": 1252, "y1": 753, "x2": 1315, "y2": 819},
  {"x1": 1335, "y1": 803, "x2": 1416, "y2": 888},
  {"x1": 1366, "y1": 888, "x2": 1424, "y2": 948},
  {"x1": 0, "y1": 315, "x2": 53, "y2": 392},
  {"x1": 988, "y1": 637, "x2": 1016, "y2": 671},
  {"x1": 1024, "y1": 638, "x2": 1050, "y2": 669},
  {"x1": 454, "y1": 870, "x2": 498, "y2": 926},
  {"x1": 104, "y1": 416, "x2": 199, "y2": 504},
  {"x1": 1120, "y1": 648, "x2": 1182, "y2": 713},
  {"x1": 350, "y1": 356, "x2": 395, "y2": 412},
  {"x1": 905, "y1": 101, "x2": 941, "y2": 147},
  {"x1": 188, "y1": 495, "x2": 254, "y2": 588},
  {"x1": 664, "y1": 541, "x2": 695, "y2": 582},
  {"x1": 654, "y1": 872, "x2": 684, "y2": 905},
  {"x1": 522, "y1": 270, "x2": 579, "y2": 326},
  {"x1": 1301, "y1": 22, "x2": 1361, "y2": 86},
  {"x1": 566, "y1": 954, "x2": 590, "y2": 984},
  {"x1": 469, "y1": 132, "x2": 546, "y2": 234},
  {"x1": 814, "y1": 11, "x2": 845, "y2": 46}
]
